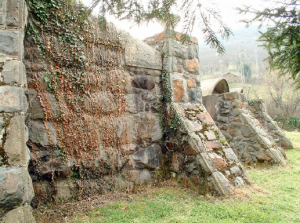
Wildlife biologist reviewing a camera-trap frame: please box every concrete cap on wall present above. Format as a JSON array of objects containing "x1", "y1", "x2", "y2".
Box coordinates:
[{"x1": 201, "y1": 78, "x2": 230, "y2": 96}]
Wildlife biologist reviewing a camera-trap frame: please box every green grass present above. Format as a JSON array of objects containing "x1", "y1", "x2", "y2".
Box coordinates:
[{"x1": 71, "y1": 132, "x2": 300, "y2": 223}]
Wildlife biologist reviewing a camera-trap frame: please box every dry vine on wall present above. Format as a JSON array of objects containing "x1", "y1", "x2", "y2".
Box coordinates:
[{"x1": 26, "y1": 0, "x2": 129, "y2": 170}]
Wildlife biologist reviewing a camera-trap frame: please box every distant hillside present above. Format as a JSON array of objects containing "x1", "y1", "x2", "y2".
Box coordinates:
[{"x1": 198, "y1": 25, "x2": 269, "y2": 80}]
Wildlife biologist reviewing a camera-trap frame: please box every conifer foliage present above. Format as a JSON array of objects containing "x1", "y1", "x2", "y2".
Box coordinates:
[
  {"x1": 238, "y1": 0, "x2": 300, "y2": 88},
  {"x1": 89, "y1": 0, "x2": 232, "y2": 54}
]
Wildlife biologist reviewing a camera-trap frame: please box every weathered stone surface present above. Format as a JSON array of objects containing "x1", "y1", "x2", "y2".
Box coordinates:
[
  {"x1": 132, "y1": 145, "x2": 161, "y2": 169},
  {"x1": 234, "y1": 176, "x2": 245, "y2": 187},
  {"x1": 187, "y1": 79, "x2": 196, "y2": 87},
  {"x1": 133, "y1": 76, "x2": 155, "y2": 90},
  {"x1": 28, "y1": 120, "x2": 57, "y2": 147},
  {"x1": 202, "y1": 95, "x2": 219, "y2": 120},
  {"x1": 4, "y1": 115, "x2": 30, "y2": 166},
  {"x1": 185, "y1": 132, "x2": 204, "y2": 155},
  {"x1": 241, "y1": 125, "x2": 255, "y2": 137},
  {"x1": 6, "y1": 0, "x2": 27, "y2": 28},
  {"x1": 0, "y1": 30, "x2": 24, "y2": 57},
  {"x1": 152, "y1": 118, "x2": 163, "y2": 142},
  {"x1": 211, "y1": 171, "x2": 233, "y2": 195},
  {"x1": 184, "y1": 119, "x2": 202, "y2": 132},
  {"x1": 196, "y1": 153, "x2": 216, "y2": 173},
  {"x1": 2, "y1": 60, "x2": 27, "y2": 86},
  {"x1": 188, "y1": 45, "x2": 197, "y2": 59},
  {"x1": 171, "y1": 154, "x2": 182, "y2": 172},
  {"x1": 205, "y1": 141, "x2": 222, "y2": 150},
  {"x1": 163, "y1": 56, "x2": 177, "y2": 73},
  {"x1": 173, "y1": 79, "x2": 185, "y2": 102},
  {"x1": 223, "y1": 148, "x2": 239, "y2": 163},
  {"x1": 125, "y1": 94, "x2": 144, "y2": 114},
  {"x1": 124, "y1": 33, "x2": 162, "y2": 70},
  {"x1": 168, "y1": 40, "x2": 188, "y2": 59},
  {"x1": 0, "y1": 86, "x2": 27, "y2": 112},
  {"x1": 204, "y1": 130, "x2": 216, "y2": 141},
  {"x1": 137, "y1": 113, "x2": 160, "y2": 142},
  {"x1": 0, "y1": 0, "x2": 5, "y2": 26},
  {"x1": 28, "y1": 96, "x2": 44, "y2": 120},
  {"x1": 196, "y1": 112, "x2": 214, "y2": 125},
  {"x1": 55, "y1": 180, "x2": 72, "y2": 200},
  {"x1": 230, "y1": 166, "x2": 241, "y2": 175},
  {"x1": 185, "y1": 59, "x2": 199, "y2": 72},
  {"x1": 139, "y1": 170, "x2": 152, "y2": 183},
  {"x1": 224, "y1": 92, "x2": 239, "y2": 100},
  {"x1": 189, "y1": 89, "x2": 201, "y2": 103},
  {"x1": 125, "y1": 170, "x2": 151, "y2": 183},
  {"x1": 2, "y1": 204, "x2": 36, "y2": 223},
  {"x1": 0, "y1": 167, "x2": 34, "y2": 208}
]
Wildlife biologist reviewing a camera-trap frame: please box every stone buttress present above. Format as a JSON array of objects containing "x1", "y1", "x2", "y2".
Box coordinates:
[
  {"x1": 248, "y1": 99, "x2": 293, "y2": 150},
  {"x1": 203, "y1": 92, "x2": 288, "y2": 165},
  {"x1": 145, "y1": 32, "x2": 251, "y2": 195}
]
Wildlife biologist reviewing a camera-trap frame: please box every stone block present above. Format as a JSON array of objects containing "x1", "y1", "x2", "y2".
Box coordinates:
[
  {"x1": 187, "y1": 79, "x2": 196, "y2": 87},
  {"x1": 241, "y1": 125, "x2": 255, "y2": 137},
  {"x1": 137, "y1": 113, "x2": 160, "y2": 143},
  {"x1": 163, "y1": 56, "x2": 177, "y2": 73},
  {"x1": 211, "y1": 171, "x2": 233, "y2": 195},
  {"x1": 55, "y1": 180, "x2": 72, "y2": 200},
  {"x1": 28, "y1": 96, "x2": 44, "y2": 120},
  {"x1": 133, "y1": 76, "x2": 155, "y2": 90},
  {"x1": 28, "y1": 120, "x2": 57, "y2": 147},
  {"x1": 189, "y1": 89, "x2": 202, "y2": 103},
  {"x1": 0, "y1": 30, "x2": 24, "y2": 57},
  {"x1": 3, "y1": 115, "x2": 30, "y2": 166},
  {"x1": 124, "y1": 34, "x2": 162, "y2": 70},
  {"x1": 188, "y1": 45, "x2": 197, "y2": 59},
  {"x1": 184, "y1": 119, "x2": 202, "y2": 132},
  {"x1": 2, "y1": 204, "x2": 36, "y2": 223},
  {"x1": 0, "y1": 86, "x2": 27, "y2": 112},
  {"x1": 223, "y1": 148, "x2": 239, "y2": 163},
  {"x1": 173, "y1": 78, "x2": 186, "y2": 102},
  {"x1": 185, "y1": 132, "x2": 204, "y2": 155},
  {"x1": 196, "y1": 153, "x2": 216, "y2": 173},
  {"x1": 213, "y1": 157, "x2": 227, "y2": 168},
  {"x1": 168, "y1": 39, "x2": 188, "y2": 59},
  {"x1": 230, "y1": 166, "x2": 241, "y2": 175},
  {"x1": 196, "y1": 112, "x2": 215, "y2": 125},
  {"x1": 234, "y1": 176, "x2": 245, "y2": 187},
  {"x1": 0, "y1": 0, "x2": 5, "y2": 26},
  {"x1": 205, "y1": 141, "x2": 223, "y2": 150},
  {"x1": 152, "y1": 118, "x2": 162, "y2": 142},
  {"x1": 125, "y1": 170, "x2": 152, "y2": 183},
  {"x1": 132, "y1": 145, "x2": 161, "y2": 169},
  {"x1": 0, "y1": 167, "x2": 34, "y2": 208},
  {"x1": 185, "y1": 59, "x2": 199, "y2": 72},
  {"x1": 125, "y1": 94, "x2": 144, "y2": 114},
  {"x1": 204, "y1": 130, "x2": 216, "y2": 141},
  {"x1": 2, "y1": 60, "x2": 26, "y2": 86}
]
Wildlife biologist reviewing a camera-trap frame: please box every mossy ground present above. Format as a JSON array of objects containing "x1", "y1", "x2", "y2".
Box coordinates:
[{"x1": 35, "y1": 132, "x2": 300, "y2": 222}]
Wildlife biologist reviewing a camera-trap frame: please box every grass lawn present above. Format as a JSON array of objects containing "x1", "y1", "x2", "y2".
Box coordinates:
[{"x1": 36, "y1": 132, "x2": 300, "y2": 223}]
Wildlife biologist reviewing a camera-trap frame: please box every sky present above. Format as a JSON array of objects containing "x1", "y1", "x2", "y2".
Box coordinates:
[{"x1": 81, "y1": 0, "x2": 266, "y2": 41}]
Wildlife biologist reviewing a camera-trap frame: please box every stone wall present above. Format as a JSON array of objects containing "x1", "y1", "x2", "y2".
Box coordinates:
[
  {"x1": 0, "y1": 0, "x2": 35, "y2": 221},
  {"x1": 203, "y1": 92, "x2": 287, "y2": 165},
  {"x1": 145, "y1": 32, "x2": 250, "y2": 195},
  {"x1": 0, "y1": 1, "x2": 257, "y2": 221},
  {"x1": 23, "y1": 2, "x2": 164, "y2": 206},
  {"x1": 248, "y1": 99, "x2": 293, "y2": 150}
]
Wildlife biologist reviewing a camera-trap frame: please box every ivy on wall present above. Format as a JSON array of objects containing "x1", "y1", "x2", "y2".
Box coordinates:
[{"x1": 26, "y1": 0, "x2": 129, "y2": 160}]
